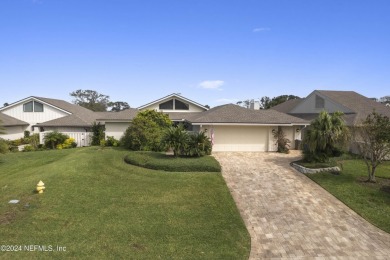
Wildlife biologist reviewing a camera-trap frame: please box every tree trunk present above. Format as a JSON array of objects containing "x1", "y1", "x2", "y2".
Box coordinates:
[{"x1": 367, "y1": 166, "x2": 377, "y2": 183}]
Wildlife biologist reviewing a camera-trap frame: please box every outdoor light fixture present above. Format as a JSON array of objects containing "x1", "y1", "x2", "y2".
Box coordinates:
[{"x1": 296, "y1": 128, "x2": 301, "y2": 133}]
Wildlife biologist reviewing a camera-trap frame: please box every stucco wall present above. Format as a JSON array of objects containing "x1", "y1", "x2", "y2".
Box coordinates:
[
  {"x1": 0, "y1": 126, "x2": 26, "y2": 140},
  {"x1": 105, "y1": 122, "x2": 131, "y2": 140}
]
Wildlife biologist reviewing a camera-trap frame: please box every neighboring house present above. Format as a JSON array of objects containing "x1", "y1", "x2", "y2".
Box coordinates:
[
  {"x1": 271, "y1": 90, "x2": 390, "y2": 153},
  {"x1": 0, "y1": 93, "x2": 309, "y2": 152},
  {"x1": 272, "y1": 90, "x2": 390, "y2": 126}
]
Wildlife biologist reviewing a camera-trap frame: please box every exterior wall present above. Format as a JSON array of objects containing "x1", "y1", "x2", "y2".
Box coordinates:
[
  {"x1": 0, "y1": 126, "x2": 27, "y2": 140},
  {"x1": 105, "y1": 122, "x2": 131, "y2": 140},
  {"x1": 281, "y1": 126, "x2": 295, "y2": 149},
  {"x1": 44, "y1": 127, "x2": 88, "y2": 133},
  {"x1": 141, "y1": 97, "x2": 206, "y2": 113},
  {"x1": 2, "y1": 100, "x2": 69, "y2": 133},
  {"x1": 290, "y1": 92, "x2": 353, "y2": 114},
  {"x1": 201, "y1": 125, "x2": 270, "y2": 152}
]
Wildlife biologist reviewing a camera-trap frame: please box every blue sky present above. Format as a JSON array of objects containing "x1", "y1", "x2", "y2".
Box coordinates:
[{"x1": 1, "y1": 0, "x2": 389, "y2": 108}]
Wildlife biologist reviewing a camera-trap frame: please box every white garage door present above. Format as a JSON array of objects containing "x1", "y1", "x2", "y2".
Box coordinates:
[{"x1": 210, "y1": 125, "x2": 269, "y2": 152}]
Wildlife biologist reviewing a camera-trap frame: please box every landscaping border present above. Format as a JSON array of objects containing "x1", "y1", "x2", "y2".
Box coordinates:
[{"x1": 291, "y1": 162, "x2": 340, "y2": 174}]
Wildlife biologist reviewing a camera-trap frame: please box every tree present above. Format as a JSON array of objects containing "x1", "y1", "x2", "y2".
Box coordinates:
[
  {"x1": 120, "y1": 110, "x2": 172, "y2": 151},
  {"x1": 237, "y1": 95, "x2": 300, "y2": 109},
  {"x1": 108, "y1": 101, "x2": 130, "y2": 112},
  {"x1": 70, "y1": 89, "x2": 110, "y2": 112},
  {"x1": 379, "y1": 96, "x2": 390, "y2": 105},
  {"x1": 91, "y1": 122, "x2": 105, "y2": 146},
  {"x1": 303, "y1": 111, "x2": 349, "y2": 162},
  {"x1": 354, "y1": 111, "x2": 390, "y2": 183},
  {"x1": 236, "y1": 100, "x2": 251, "y2": 108},
  {"x1": 260, "y1": 96, "x2": 271, "y2": 109}
]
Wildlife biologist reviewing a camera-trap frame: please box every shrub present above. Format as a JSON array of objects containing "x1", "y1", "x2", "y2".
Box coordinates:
[
  {"x1": 162, "y1": 125, "x2": 189, "y2": 156},
  {"x1": 121, "y1": 110, "x2": 172, "y2": 151},
  {"x1": 273, "y1": 128, "x2": 290, "y2": 154},
  {"x1": 105, "y1": 136, "x2": 119, "y2": 147},
  {"x1": 29, "y1": 133, "x2": 40, "y2": 149},
  {"x1": 185, "y1": 131, "x2": 212, "y2": 157},
  {"x1": 62, "y1": 138, "x2": 77, "y2": 149},
  {"x1": 43, "y1": 131, "x2": 69, "y2": 149},
  {"x1": 91, "y1": 122, "x2": 105, "y2": 146},
  {"x1": 24, "y1": 130, "x2": 30, "y2": 138},
  {"x1": 0, "y1": 138, "x2": 8, "y2": 154},
  {"x1": 22, "y1": 145, "x2": 34, "y2": 152}
]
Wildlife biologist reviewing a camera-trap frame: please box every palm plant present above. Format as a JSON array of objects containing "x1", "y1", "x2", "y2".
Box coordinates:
[
  {"x1": 162, "y1": 124, "x2": 189, "y2": 157},
  {"x1": 303, "y1": 111, "x2": 349, "y2": 162},
  {"x1": 43, "y1": 131, "x2": 68, "y2": 149},
  {"x1": 187, "y1": 131, "x2": 212, "y2": 156}
]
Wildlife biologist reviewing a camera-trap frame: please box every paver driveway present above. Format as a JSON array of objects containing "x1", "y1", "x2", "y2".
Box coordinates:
[{"x1": 213, "y1": 152, "x2": 390, "y2": 259}]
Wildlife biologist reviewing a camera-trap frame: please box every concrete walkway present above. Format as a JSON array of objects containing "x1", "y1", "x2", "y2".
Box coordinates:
[{"x1": 213, "y1": 152, "x2": 390, "y2": 259}]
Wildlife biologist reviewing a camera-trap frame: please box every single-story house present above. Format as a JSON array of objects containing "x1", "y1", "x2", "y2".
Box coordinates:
[{"x1": 1, "y1": 93, "x2": 309, "y2": 151}]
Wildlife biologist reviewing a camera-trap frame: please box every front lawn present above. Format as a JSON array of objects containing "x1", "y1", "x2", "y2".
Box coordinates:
[
  {"x1": 0, "y1": 147, "x2": 250, "y2": 259},
  {"x1": 307, "y1": 159, "x2": 390, "y2": 233}
]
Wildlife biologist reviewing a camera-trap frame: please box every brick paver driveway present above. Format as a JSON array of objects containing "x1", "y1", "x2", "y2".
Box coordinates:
[{"x1": 213, "y1": 152, "x2": 390, "y2": 259}]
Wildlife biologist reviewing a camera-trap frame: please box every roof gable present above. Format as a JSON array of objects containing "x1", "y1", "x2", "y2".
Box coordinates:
[
  {"x1": 290, "y1": 90, "x2": 354, "y2": 114},
  {"x1": 0, "y1": 96, "x2": 73, "y2": 115},
  {"x1": 138, "y1": 93, "x2": 209, "y2": 112}
]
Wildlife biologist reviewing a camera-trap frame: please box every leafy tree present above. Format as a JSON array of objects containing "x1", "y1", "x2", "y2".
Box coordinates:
[
  {"x1": 0, "y1": 138, "x2": 8, "y2": 154},
  {"x1": 162, "y1": 124, "x2": 189, "y2": 156},
  {"x1": 70, "y1": 89, "x2": 111, "y2": 112},
  {"x1": 354, "y1": 111, "x2": 390, "y2": 183},
  {"x1": 108, "y1": 101, "x2": 130, "y2": 112},
  {"x1": 43, "y1": 131, "x2": 69, "y2": 149},
  {"x1": 237, "y1": 95, "x2": 300, "y2": 109},
  {"x1": 91, "y1": 122, "x2": 105, "y2": 146},
  {"x1": 379, "y1": 96, "x2": 390, "y2": 105},
  {"x1": 120, "y1": 110, "x2": 172, "y2": 151},
  {"x1": 303, "y1": 111, "x2": 349, "y2": 162},
  {"x1": 273, "y1": 128, "x2": 290, "y2": 153}
]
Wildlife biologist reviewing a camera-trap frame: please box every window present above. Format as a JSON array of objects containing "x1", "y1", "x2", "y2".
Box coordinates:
[
  {"x1": 23, "y1": 101, "x2": 34, "y2": 112},
  {"x1": 34, "y1": 101, "x2": 44, "y2": 112},
  {"x1": 175, "y1": 99, "x2": 189, "y2": 110},
  {"x1": 159, "y1": 100, "x2": 173, "y2": 110},
  {"x1": 23, "y1": 101, "x2": 44, "y2": 112},
  {"x1": 315, "y1": 95, "x2": 325, "y2": 109}
]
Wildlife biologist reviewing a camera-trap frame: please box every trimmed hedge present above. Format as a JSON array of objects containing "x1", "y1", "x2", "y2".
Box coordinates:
[{"x1": 124, "y1": 151, "x2": 221, "y2": 172}]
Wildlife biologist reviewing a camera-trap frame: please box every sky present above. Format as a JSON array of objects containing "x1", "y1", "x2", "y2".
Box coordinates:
[{"x1": 1, "y1": 0, "x2": 389, "y2": 108}]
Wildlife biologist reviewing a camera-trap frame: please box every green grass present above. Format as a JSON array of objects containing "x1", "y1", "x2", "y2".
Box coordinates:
[
  {"x1": 0, "y1": 147, "x2": 249, "y2": 259},
  {"x1": 124, "y1": 151, "x2": 221, "y2": 172},
  {"x1": 307, "y1": 159, "x2": 390, "y2": 233}
]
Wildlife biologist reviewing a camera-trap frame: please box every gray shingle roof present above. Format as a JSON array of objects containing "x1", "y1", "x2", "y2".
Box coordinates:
[
  {"x1": 95, "y1": 109, "x2": 138, "y2": 121},
  {"x1": 317, "y1": 90, "x2": 390, "y2": 125},
  {"x1": 189, "y1": 104, "x2": 309, "y2": 125},
  {"x1": 0, "y1": 112, "x2": 29, "y2": 126},
  {"x1": 271, "y1": 99, "x2": 302, "y2": 113},
  {"x1": 166, "y1": 112, "x2": 201, "y2": 121}
]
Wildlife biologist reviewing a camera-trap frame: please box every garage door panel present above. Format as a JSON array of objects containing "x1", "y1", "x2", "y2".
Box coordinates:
[{"x1": 210, "y1": 126, "x2": 268, "y2": 152}]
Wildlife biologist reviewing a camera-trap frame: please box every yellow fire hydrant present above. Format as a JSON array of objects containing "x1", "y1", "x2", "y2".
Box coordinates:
[{"x1": 36, "y1": 180, "x2": 45, "y2": 194}]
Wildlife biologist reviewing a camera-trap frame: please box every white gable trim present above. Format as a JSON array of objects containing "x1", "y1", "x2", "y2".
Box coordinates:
[
  {"x1": 138, "y1": 93, "x2": 209, "y2": 111},
  {"x1": 0, "y1": 97, "x2": 72, "y2": 115}
]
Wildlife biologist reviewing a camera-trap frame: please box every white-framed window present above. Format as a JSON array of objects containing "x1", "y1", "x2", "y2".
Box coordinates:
[{"x1": 23, "y1": 101, "x2": 44, "y2": 112}]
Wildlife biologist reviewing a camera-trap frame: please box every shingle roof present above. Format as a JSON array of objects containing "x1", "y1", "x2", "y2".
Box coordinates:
[
  {"x1": 316, "y1": 90, "x2": 390, "y2": 125},
  {"x1": 0, "y1": 113, "x2": 29, "y2": 126},
  {"x1": 166, "y1": 112, "x2": 200, "y2": 121},
  {"x1": 95, "y1": 109, "x2": 138, "y2": 121},
  {"x1": 271, "y1": 99, "x2": 302, "y2": 113},
  {"x1": 190, "y1": 104, "x2": 309, "y2": 125}
]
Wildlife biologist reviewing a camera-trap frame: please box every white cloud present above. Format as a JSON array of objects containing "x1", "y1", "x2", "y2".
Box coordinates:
[
  {"x1": 253, "y1": 27, "x2": 271, "y2": 33},
  {"x1": 198, "y1": 80, "x2": 224, "y2": 90},
  {"x1": 216, "y1": 98, "x2": 239, "y2": 104}
]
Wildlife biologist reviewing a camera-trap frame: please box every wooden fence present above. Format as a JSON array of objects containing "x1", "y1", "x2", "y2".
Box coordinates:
[{"x1": 39, "y1": 132, "x2": 92, "y2": 147}]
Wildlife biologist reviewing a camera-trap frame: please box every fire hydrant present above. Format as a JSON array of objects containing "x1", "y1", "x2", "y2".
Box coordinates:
[{"x1": 36, "y1": 180, "x2": 45, "y2": 194}]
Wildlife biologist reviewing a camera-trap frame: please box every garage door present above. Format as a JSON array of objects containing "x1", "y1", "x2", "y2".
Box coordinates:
[{"x1": 210, "y1": 125, "x2": 269, "y2": 152}]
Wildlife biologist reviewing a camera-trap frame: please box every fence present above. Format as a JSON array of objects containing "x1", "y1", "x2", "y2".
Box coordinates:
[{"x1": 39, "y1": 132, "x2": 92, "y2": 147}]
